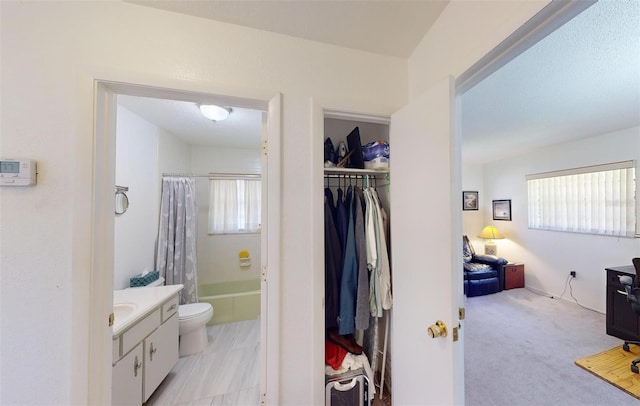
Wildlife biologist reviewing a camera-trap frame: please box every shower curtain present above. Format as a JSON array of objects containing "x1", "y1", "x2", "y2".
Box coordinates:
[{"x1": 155, "y1": 177, "x2": 198, "y2": 304}]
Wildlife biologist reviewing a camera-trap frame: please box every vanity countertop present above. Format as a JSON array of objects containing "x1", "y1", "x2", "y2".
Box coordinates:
[{"x1": 113, "y1": 284, "x2": 183, "y2": 336}]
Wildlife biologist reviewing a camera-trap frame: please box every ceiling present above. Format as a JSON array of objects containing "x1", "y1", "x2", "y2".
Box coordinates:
[
  {"x1": 117, "y1": 0, "x2": 449, "y2": 150},
  {"x1": 461, "y1": 0, "x2": 640, "y2": 164},
  {"x1": 117, "y1": 96, "x2": 264, "y2": 149},
  {"x1": 120, "y1": 0, "x2": 639, "y2": 162},
  {"x1": 127, "y1": 0, "x2": 449, "y2": 58}
]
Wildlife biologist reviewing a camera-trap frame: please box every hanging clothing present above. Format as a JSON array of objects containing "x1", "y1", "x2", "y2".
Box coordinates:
[
  {"x1": 324, "y1": 176, "x2": 392, "y2": 335},
  {"x1": 353, "y1": 187, "x2": 370, "y2": 330},
  {"x1": 363, "y1": 188, "x2": 382, "y2": 317},
  {"x1": 371, "y1": 189, "x2": 393, "y2": 310},
  {"x1": 363, "y1": 187, "x2": 378, "y2": 273},
  {"x1": 339, "y1": 186, "x2": 358, "y2": 335},
  {"x1": 335, "y1": 188, "x2": 348, "y2": 258},
  {"x1": 324, "y1": 173, "x2": 390, "y2": 402},
  {"x1": 363, "y1": 187, "x2": 393, "y2": 317},
  {"x1": 325, "y1": 188, "x2": 337, "y2": 225},
  {"x1": 324, "y1": 197, "x2": 342, "y2": 329}
]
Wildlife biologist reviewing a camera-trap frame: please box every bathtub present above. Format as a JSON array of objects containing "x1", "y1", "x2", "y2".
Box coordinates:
[{"x1": 198, "y1": 279, "x2": 261, "y2": 325}]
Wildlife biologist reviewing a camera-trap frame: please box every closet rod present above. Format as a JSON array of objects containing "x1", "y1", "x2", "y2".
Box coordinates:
[
  {"x1": 162, "y1": 172, "x2": 261, "y2": 180},
  {"x1": 323, "y1": 174, "x2": 372, "y2": 179},
  {"x1": 324, "y1": 167, "x2": 389, "y2": 176},
  {"x1": 162, "y1": 173, "x2": 208, "y2": 178}
]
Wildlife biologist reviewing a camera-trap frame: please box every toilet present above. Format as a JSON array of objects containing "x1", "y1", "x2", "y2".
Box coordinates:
[
  {"x1": 143, "y1": 277, "x2": 214, "y2": 357},
  {"x1": 177, "y1": 302, "x2": 214, "y2": 357}
]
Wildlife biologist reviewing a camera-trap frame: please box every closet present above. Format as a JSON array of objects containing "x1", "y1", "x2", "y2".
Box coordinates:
[
  {"x1": 323, "y1": 113, "x2": 392, "y2": 404},
  {"x1": 320, "y1": 78, "x2": 459, "y2": 405}
]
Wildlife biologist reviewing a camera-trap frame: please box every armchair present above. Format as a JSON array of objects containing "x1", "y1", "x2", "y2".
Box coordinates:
[
  {"x1": 619, "y1": 257, "x2": 640, "y2": 373},
  {"x1": 463, "y1": 235, "x2": 508, "y2": 297}
]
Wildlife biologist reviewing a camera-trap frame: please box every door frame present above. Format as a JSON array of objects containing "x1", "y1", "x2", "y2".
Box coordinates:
[{"x1": 90, "y1": 80, "x2": 281, "y2": 404}]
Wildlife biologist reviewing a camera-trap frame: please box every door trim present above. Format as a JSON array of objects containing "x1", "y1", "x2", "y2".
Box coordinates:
[{"x1": 91, "y1": 80, "x2": 281, "y2": 404}]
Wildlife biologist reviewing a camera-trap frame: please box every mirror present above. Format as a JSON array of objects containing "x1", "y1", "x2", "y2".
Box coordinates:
[{"x1": 115, "y1": 187, "x2": 129, "y2": 215}]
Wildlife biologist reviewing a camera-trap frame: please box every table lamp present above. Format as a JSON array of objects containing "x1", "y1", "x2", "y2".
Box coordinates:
[{"x1": 478, "y1": 226, "x2": 505, "y2": 256}]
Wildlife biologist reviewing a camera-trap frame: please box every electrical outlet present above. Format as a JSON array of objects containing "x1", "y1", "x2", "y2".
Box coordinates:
[{"x1": 570, "y1": 271, "x2": 576, "y2": 277}]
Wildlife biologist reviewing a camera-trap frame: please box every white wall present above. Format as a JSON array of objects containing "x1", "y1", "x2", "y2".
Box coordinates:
[
  {"x1": 481, "y1": 126, "x2": 640, "y2": 313},
  {"x1": 191, "y1": 146, "x2": 262, "y2": 285},
  {"x1": 0, "y1": 0, "x2": 549, "y2": 404},
  {"x1": 462, "y1": 162, "x2": 486, "y2": 240},
  {"x1": 114, "y1": 106, "x2": 160, "y2": 289},
  {"x1": 158, "y1": 127, "x2": 191, "y2": 177},
  {"x1": 191, "y1": 145, "x2": 262, "y2": 175},
  {"x1": 114, "y1": 105, "x2": 192, "y2": 290}
]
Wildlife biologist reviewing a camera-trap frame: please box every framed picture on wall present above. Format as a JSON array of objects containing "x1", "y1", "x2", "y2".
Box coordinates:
[
  {"x1": 462, "y1": 191, "x2": 478, "y2": 211},
  {"x1": 493, "y1": 199, "x2": 512, "y2": 221}
]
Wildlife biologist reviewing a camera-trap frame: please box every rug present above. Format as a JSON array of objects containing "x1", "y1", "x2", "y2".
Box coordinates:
[{"x1": 575, "y1": 345, "x2": 640, "y2": 399}]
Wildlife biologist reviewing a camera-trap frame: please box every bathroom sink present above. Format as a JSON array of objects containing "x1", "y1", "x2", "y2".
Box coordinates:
[
  {"x1": 113, "y1": 303, "x2": 137, "y2": 323},
  {"x1": 112, "y1": 285, "x2": 183, "y2": 335}
]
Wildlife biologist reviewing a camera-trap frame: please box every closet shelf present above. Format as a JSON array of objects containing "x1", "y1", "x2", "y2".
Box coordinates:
[{"x1": 323, "y1": 167, "x2": 389, "y2": 176}]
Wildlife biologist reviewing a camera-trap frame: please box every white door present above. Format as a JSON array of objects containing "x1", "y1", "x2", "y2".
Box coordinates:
[{"x1": 390, "y1": 77, "x2": 462, "y2": 404}]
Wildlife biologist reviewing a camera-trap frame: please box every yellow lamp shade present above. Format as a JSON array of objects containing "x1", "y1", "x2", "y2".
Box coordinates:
[
  {"x1": 478, "y1": 226, "x2": 505, "y2": 240},
  {"x1": 478, "y1": 226, "x2": 504, "y2": 256}
]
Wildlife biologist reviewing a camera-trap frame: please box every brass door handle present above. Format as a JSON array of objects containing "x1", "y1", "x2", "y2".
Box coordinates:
[{"x1": 427, "y1": 320, "x2": 447, "y2": 339}]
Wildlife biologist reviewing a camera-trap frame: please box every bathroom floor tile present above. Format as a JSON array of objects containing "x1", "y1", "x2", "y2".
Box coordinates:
[
  {"x1": 210, "y1": 385, "x2": 260, "y2": 406},
  {"x1": 174, "y1": 397, "x2": 214, "y2": 406},
  {"x1": 206, "y1": 319, "x2": 258, "y2": 354},
  {"x1": 145, "y1": 319, "x2": 260, "y2": 406},
  {"x1": 144, "y1": 355, "x2": 201, "y2": 405}
]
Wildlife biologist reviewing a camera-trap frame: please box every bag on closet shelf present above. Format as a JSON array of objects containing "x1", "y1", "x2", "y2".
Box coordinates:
[
  {"x1": 324, "y1": 137, "x2": 337, "y2": 166},
  {"x1": 362, "y1": 141, "x2": 389, "y2": 170}
]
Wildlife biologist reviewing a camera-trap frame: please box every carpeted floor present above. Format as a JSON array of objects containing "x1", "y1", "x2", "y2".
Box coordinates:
[{"x1": 465, "y1": 288, "x2": 638, "y2": 405}]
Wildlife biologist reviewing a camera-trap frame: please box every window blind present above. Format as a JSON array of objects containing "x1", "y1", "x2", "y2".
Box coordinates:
[{"x1": 526, "y1": 161, "x2": 636, "y2": 237}]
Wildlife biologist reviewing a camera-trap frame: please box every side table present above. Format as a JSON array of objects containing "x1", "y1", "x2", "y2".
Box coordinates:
[{"x1": 505, "y1": 263, "x2": 525, "y2": 290}]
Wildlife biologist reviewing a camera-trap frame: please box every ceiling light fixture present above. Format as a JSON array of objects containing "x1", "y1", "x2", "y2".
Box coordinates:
[{"x1": 198, "y1": 104, "x2": 232, "y2": 121}]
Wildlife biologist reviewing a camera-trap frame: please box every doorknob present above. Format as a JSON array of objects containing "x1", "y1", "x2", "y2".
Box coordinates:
[{"x1": 427, "y1": 320, "x2": 447, "y2": 339}]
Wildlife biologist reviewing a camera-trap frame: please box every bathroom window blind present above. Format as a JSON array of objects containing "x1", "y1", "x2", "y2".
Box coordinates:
[
  {"x1": 208, "y1": 179, "x2": 261, "y2": 234},
  {"x1": 526, "y1": 161, "x2": 636, "y2": 237}
]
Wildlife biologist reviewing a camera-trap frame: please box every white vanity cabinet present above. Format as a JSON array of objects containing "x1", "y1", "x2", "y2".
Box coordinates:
[
  {"x1": 144, "y1": 312, "x2": 178, "y2": 400},
  {"x1": 112, "y1": 343, "x2": 144, "y2": 406},
  {"x1": 112, "y1": 293, "x2": 180, "y2": 405}
]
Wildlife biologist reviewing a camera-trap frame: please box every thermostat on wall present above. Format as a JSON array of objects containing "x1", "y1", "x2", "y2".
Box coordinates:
[{"x1": 0, "y1": 158, "x2": 37, "y2": 186}]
